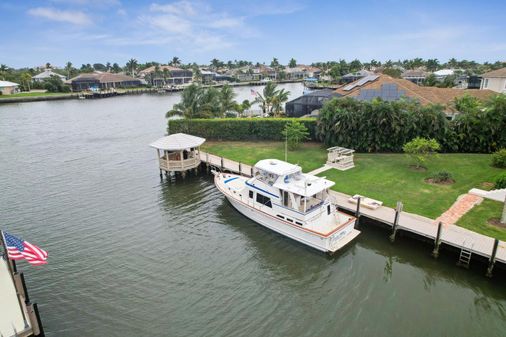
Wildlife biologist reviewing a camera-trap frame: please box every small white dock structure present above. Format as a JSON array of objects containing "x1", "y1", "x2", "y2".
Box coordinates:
[
  {"x1": 326, "y1": 147, "x2": 355, "y2": 170},
  {"x1": 150, "y1": 133, "x2": 205, "y2": 177}
]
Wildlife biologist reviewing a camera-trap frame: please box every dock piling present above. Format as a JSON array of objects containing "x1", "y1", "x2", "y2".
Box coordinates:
[
  {"x1": 486, "y1": 239, "x2": 499, "y2": 278},
  {"x1": 239, "y1": 162, "x2": 242, "y2": 175},
  {"x1": 354, "y1": 197, "x2": 361, "y2": 228},
  {"x1": 432, "y1": 221, "x2": 443, "y2": 258},
  {"x1": 389, "y1": 201, "x2": 403, "y2": 243},
  {"x1": 221, "y1": 157, "x2": 224, "y2": 171}
]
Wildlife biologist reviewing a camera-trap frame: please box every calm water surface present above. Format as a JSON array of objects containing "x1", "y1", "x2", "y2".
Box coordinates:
[{"x1": 1, "y1": 84, "x2": 505, "y2": 337}]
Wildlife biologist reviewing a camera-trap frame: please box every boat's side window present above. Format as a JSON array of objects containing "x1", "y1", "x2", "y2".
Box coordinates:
[
  {"x1": 286, "y1": 218, "x2": 293, "y2": 223},
  {"x1": 249, "y1": 190, "x2": 253, "y2": 199},
  {"x1": 256, "y1": 193, "x2": 272, "y2": 208},
  {"x1": 327, "y1": 204, "x2": 331, "y2": 215},
  {"x1": 295, "y1": 221, "x2": 303, "y2": 226},
  {"x1": 276, "y1": 215, "x2": 285, "y2": 219}
]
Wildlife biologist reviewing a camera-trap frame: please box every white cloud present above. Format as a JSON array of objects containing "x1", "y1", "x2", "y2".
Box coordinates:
[
  {"x1": 141, "y1": 14, "x2": 192, "y2": 34},
  {"x1": 208, "y1": 17, "x2": 243, "y2": 29},
  {"x1": 150, "y1": 1, "x2": 197, "y2": 16},
  {"x1": 28, "y1": 7, "x2": 92, "y2": 25}
]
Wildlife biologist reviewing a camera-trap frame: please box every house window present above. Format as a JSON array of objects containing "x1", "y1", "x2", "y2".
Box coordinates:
[
  {"x1": 249, "y1": 190, "x2": 253, "y2": 199},
  {"x1": 256, "y1": 193, "x2": 272, "y2": 208}
]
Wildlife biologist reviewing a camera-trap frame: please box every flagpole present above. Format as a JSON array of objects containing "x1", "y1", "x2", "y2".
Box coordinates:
[{"x1": 0, "y1": 230, "x2": 30, "y2": 329}]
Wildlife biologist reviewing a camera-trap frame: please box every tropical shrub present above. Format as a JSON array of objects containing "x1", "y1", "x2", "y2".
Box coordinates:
[
  {"x1": 403, "y1": 137, "x2": 441, "y2": 169},
  {"x1": 495, "y1": 173, "x2": 506, "y2": 189},
  {"x1": 317, "y1": 98, "x2": 450, "y2": 152},
  {"x1": 429, "y1": 171, "x2": 454, "y2": 183},
  {"x1": 491, "y1": 149, "x2": 506, "y2": 168},
  {"x1": 168, "y1": 118, "x2": 317, "y2": 141},
  {"x1": 316, "y1": 94, "x2": 506, "y2": 153},
  {"x1": 282, "y1": 120, "x2": 310, "y2": 150}
]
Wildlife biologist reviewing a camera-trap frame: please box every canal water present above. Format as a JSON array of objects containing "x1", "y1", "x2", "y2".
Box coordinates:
[{"x1": 0, "y1": 83, "x2": 505, "y2": 337}]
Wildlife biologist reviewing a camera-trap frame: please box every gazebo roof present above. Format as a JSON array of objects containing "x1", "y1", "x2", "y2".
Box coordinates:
[{"x1": 150, "y1": 133, "x2": 205, "y2": 151}]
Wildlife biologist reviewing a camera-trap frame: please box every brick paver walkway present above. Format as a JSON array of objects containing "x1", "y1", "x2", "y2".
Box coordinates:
[{"x1": 436, "y1": 194, "x2": 483, "y2": 225}]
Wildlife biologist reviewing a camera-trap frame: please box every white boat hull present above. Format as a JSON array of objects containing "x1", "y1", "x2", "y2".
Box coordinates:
[{"x1": 224, "y1": 194, "x2": 359, "y2": 254}]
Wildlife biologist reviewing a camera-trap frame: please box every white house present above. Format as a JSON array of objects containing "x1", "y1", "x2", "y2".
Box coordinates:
[
  {"x1": 480, "y1": 67, "x2": 506, "y2": 93},
  {"x1": 33, "y1": 69, "x2": 66, "y2": 82},
  {"x1": 433, "y1": 69, "x2": 454, "y2": 80},
  {"x1": 0, "y1": 80, "x2": 20, "y2": 95}
]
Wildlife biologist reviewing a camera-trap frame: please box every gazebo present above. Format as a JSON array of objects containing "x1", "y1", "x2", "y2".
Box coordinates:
[
  {"x1": 150, "y1": 133, "x2": 205, "y2": 177},
  {"x1": 326, "y1": 146, "x2": 355, "y2": 170}
]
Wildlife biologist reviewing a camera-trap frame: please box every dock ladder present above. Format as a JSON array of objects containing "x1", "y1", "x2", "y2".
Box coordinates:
[{"x1": 457, "y1": 240, "x2": 474, "y2": 268}]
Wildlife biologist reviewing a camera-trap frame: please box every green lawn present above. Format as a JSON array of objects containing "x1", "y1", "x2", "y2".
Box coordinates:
[
  {"x1": 0, "y1": 92, "x2": 72, "y2": 99},
  {"x1": 320, "y1": 153, "x2": 503, "y2": 219},
  {"x1": 457, "y1": 200, "x2": 506, "y2": 241},
  {"x1": 203, "y1": 141, "x2": 327, "y2": 172},
  {"x1": 203, "y1": 141, "x2": 504, "y2": 223}
]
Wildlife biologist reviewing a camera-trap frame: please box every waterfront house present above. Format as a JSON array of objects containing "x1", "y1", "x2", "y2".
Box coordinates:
[
  {"x1": 33, "y1": 69, "x2": 66, "y2": 82},
  {"x1": 286, "y1": 89, "x2": 341, "y2": 117},
  {"x1": 0, "y1": 80, "x2": 20, "y2": 95},
  {"x1": 480, "y1": 67, "x2": 506, "y2": 93},
  {"x1": 334, "y1": 74, "x2": 495, "y2": 116},
  {"x1": 284, "y1": 65, "x2": 321, "y2": 80},
  {"x1": 138, "y1": 65, "x2": 193, "y2": 86},
  {"x1": 433, "y1": 69, "x2": 455, "y2": 81},
  {"x1": 67, "y1": 72, "x2": 141, "y2": 91},
  {"x1": 401, "y1": 70, "x2": 428, "y2": 85},
  {"x1": 341, "y1": 69, "x2": 375, "y2": 83},
  {"x1": 200, "y1": 70, "x2": 217, "y2": 84}
]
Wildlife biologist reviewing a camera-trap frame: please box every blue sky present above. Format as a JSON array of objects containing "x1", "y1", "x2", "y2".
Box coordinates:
[{"x1": 1, "y1": 0, "x2": 505, "y2": 68}]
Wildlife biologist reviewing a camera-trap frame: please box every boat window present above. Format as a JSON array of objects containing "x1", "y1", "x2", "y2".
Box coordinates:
[
  {"x1": 276, "y1": 215, "x2": 285, "y2": 219},
  {"x1": 295, "y1": 221, "x2": 303, "y2": 226},
  {"x1": 327, "y1": 204, "x2": 331, "y2": 215},
  {"x1": 256, "y1": 193, "x2": 272, "y2": 208},
  {"x1": 286, "y1": 218, "x2": 293, "y2": 223},
  {"x1": 249, "y1": 190, "x2": 253, "y2": 199}
]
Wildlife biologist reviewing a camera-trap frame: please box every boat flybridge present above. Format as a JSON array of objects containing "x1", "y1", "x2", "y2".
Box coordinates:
[{"x1": 213, "y1": 159, "x2": 360, "y2": 253}]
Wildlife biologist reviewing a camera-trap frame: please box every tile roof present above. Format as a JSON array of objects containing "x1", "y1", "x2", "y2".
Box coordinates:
[
  {"x1": 138, "y1": 65, "x2": 186, "y2": 74},
  {"x1": 68, "y1": 72, "x2": 139, "y2": 83},
  {"x1": 334, "y1": 74, "x2": 496, "y2": 112},
  {"x1": 481, "y1": 67, "x2": 506, "y2": 78}
]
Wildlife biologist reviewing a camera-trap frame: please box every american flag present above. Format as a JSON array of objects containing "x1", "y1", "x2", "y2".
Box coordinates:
[
  {"x1": 3, "y1": 232, "x2": 48, "y2": 265},
  {"x1": 250, "y1": 89, "x2": 257, "y2": 96}
]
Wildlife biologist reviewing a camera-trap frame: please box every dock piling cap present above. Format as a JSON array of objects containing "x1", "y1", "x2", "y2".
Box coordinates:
[{"x1": 149, "y1": 133, "x2": 206, "y2": 151}]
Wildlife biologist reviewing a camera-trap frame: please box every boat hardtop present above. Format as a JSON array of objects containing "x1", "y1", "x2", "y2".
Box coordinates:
[{"x1": 253, "y1": 159, "x2": 335, "y2": 197}]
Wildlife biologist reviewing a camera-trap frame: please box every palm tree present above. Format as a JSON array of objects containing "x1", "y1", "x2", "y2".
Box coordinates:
[
  {"x1": 170, "y1": 57, "x2": 181, "y2": 67},
  {"x1": 153, "y1": 64, "x2": 161, "y2": 86},
  {"x1": 162, "y1": 68, "x2": 170, "y2": 86},
  {"x1": 64, "y1": 62, "x2": 73, "y2": 79},
  {"x1": 254, "y1": 82, "x2": 279, "y2": 116},
  {"x1": 210, "y1": 58, "x2": 221, "y2": 70},
  {"x1": 20, "y1": 72, "x2": 32, "y2": 91},
  {"x1": 45, "y1": 62, "x2": 52, "y2": 70},
  {"x1": 0, "y1": 64, "x2": 9, "y2": 80},
  {"x1": 271, "y1": 88, "x2": 290, "y2": 117},
  {"x1": 166, "y1": 84, "x2": 220, "y2": 119},
  {"x1": 219, "y1": 84, "x2": 237, "y2": 116},
  {"x1": 126, "y1": 58, "x2": 138, "y2": 77}
]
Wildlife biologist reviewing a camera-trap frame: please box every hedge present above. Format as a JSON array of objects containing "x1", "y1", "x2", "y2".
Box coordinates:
[{"x1": 168, "y1": 118, "x2": 317, "y2": 141}]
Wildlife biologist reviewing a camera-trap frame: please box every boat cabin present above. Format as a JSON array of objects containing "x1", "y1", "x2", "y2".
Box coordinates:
[
  {"x1": 251, "y1": 159, "x2": 334, "y2": 214},
  {"x1": 150, "y1": 133, "x2": 205, "y2": 175}
]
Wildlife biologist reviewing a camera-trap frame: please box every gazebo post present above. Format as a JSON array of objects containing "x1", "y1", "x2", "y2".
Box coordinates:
[
  {"x1": 180, "y1": 150, "x2": 186, "y2": 178},
  {"x1": 165, "y1": 150, "x2": 170, "y2": 177},
  {"x1": 157, "y1": 149, "x2": 162, "y2": 178}
]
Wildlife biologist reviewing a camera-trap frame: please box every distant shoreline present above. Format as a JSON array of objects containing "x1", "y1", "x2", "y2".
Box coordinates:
[{"x1": 0, "y1": 80, "x2": 305, "y2": 104}]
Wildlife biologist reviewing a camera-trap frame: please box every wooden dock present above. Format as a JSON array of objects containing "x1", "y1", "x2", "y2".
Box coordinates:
[{"x1": 198, "y1": 151, "x2": 506, "y2": 274}]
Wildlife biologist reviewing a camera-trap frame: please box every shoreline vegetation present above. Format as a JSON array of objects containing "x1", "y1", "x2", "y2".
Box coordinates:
[
  {"x1": 0, "y1": 79, "x2": 303, "y2": 104},
  {"x1": 202, "y1": 141, "x2": 506, "y2": 240}
]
